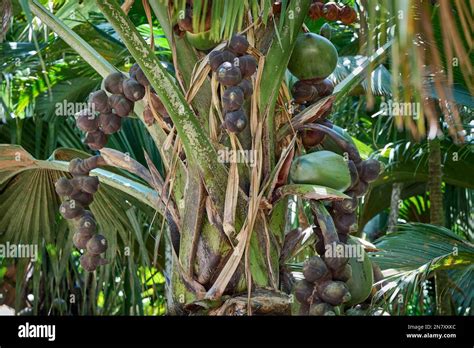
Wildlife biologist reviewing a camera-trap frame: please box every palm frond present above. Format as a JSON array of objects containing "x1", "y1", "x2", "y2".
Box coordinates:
[{"x1": 371, "y1": 223, "x2": 473, "y2": 315}]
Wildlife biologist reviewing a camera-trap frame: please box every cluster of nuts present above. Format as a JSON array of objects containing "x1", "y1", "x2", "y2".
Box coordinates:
[
  {"x1": 309, "y1": 1, "x2": 357, "y2": 25},
  {"x1": 58, "y1": 63, "x2": 171, "y2": 271},
  {"x1": 55, "y1": 156, "x2": 108, "y2": 272},
  {"x1": 295, "y1": 251, "x2": 351, "y2": 315},
  {"x1": 292, "y1": 78, "x2": 334, "y2": 106},
  {"x1": 208, "y1": 34, "x2": 257, "y2": 133}
]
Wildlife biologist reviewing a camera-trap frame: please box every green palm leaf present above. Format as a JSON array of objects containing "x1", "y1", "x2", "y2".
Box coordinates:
[{"x1": 372, "y1": 223, "x2": 473, "y2": 315}]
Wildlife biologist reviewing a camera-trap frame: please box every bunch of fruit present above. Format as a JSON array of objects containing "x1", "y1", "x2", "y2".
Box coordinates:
[
  {"x1": 293, "y1": 234, "x2": 374, "y2": 315},
  {"x1": 283, "y1": 10, "x2": 382, "y2": 313},
  {"x1": 56, "y1": 63, "x2": 170, "y2": 271},
  {"x1": 309, "y1": 1, "x2": 357, "y2": 25},
  {"x1": 54, "y1": 156, "x2": 108, "y2": 272},
  {"x1": 288, "y1": 32, "x2": 337, "y2": 108},
  {"x1": 208, "y1": 34, "x2": 257, "y2": 133},
  {"x1": 289, "y1": 125, "x2": 382, "y2": 314}
]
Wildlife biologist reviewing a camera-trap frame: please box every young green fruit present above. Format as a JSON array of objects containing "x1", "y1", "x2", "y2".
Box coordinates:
[
  {"x1": 319, "y1": 23, "x2": 332, "y2": 40},
  {"x1": 288, "y1": 33, "x2": 338, "y2": 81},
  {"x1": 344, "y1": 237, "x2": 374, "y2": 306},
  {"x1": 290, "y1": 150, "x2": 351, "y2": 192}
]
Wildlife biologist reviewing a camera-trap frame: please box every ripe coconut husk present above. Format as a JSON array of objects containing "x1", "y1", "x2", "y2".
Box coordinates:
[
  {"x1": 222, "y1": 86, "x2": 244, "y2": 112},
  {"x1": 228, "y1": 34, "x2": 249, "y2": 56},
  {"x1": 322, "y1": 2, "x2": 340, "y2": 21},
  {"x1": 351, "y1": 180, "x2": 369, "y2": 197},
  {"x1": 71, "y1": 176, "x2": 99, "y2": 194},
  {"x1": 294, "y1": 279, "x2": 315, "y2": 304},
  {"x1": 86, "y1": 234, "x2": 108, "y2": 255},
  {"x1": 237, "y1": 78, "x2": 253, "y2": 98},
  {"x1": 89, "y1": 90, "x2": 110, "y2": 113},
  {"x1": 216, "y1": 61, "x2": 242, "y2": 86},
  {"x1": 55, "y1": 177, "x2": 73, "y2": 197},
  {"x1": 75, "y1": 109, "x2": 99, "y2": 132},
  {"x1": 292, "y1": 80, "x2": 317, "y2": 104},
  {"x1": 109, "y1": 94, "x2": 134, "y2": 117},
  {"x1": 309, "y1": 301, "x2": 335, "y2": 316},
  {"x1": 317, "y1": 280, "x2": 351, "y2": 306},
  {"x1": 80, "y1": 253, "x2": 108, "y2": 272},
  {"x1": 302, "y1": 256, "x2": 330, "y2": 283},
  {"x1": 123, "y1": 78, "x2": 145, "y2": 101},
  {"x1": 323, "y1": 241, "x2": 349, "y2": 271},
  {"x1": 59, "y1": 200, "x2": 85, "y2": 219},
  {"x1": 332, "y1": 211, "x2": 357, "y2": 235},
  {"x1": 72, "y1": 231, "x2": 93, "y2": 250},
  {"x1": 238, "y1": 55, "x2": 258, "y2": 78},
  {"x1": 77, "y1": 211, "x2": 96, "y2": 234},
  {"x1": 84, "y1": 130, "x2": 108, "y2": 151},
  {"x1": 224, "y1": 109, "x2": 247, "y2": 133},
  {"x1": 339, "y1": 5, "x2": 357, "y2": 25},
  {"x1": 332, "y1": 191, "x2": 358, "y2": 214},
  {"x1": 70, "y1": 191, "x2": 94, "y2": 206},
  {"x1": 308, "y1": 1, "x2": 324, "y2": 20},
  {"x1": 104, "y1": 72, "x2": 125, "y2": 94},
  {"x1": 332, "y1": 263, "x2": 352, "y2": 282},
  {"x1": 99, "y1": 112, "x2": 122, "y2": 135},
  {"x1": 359, "y1": 159, "x2": 382, "y2": 183}
]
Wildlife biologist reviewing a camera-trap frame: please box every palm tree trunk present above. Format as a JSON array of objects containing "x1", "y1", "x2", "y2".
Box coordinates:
[
  {"x1": 428, "y1": 138, "x2": 451, "y2": 315},
  {"x1": 387, "y1": 183, "x2": 402, "y2": 233}
]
